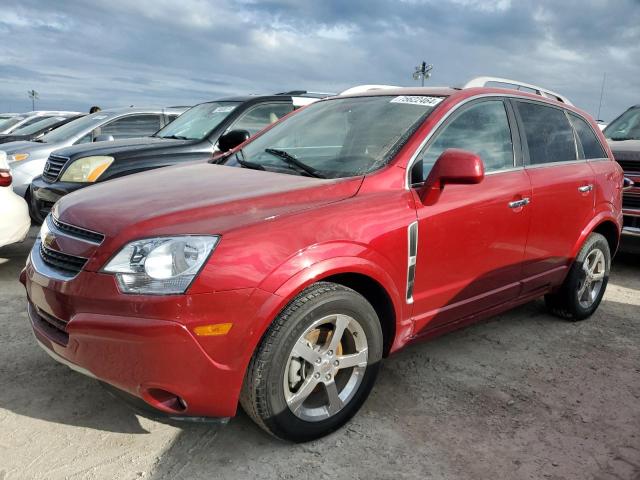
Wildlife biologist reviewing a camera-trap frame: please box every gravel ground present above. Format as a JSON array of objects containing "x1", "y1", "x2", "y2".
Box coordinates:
[{"x1": 0, "y1": 229, "x2": 638, "y2": 480}]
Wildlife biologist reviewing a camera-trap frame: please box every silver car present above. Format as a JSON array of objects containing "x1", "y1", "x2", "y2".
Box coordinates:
[
  {"x1": 3, "y1": 107, "x2": 186, "y2": 197},
  {"x1": 0, "y1": 111, "x2": 81, "y2": 134}
]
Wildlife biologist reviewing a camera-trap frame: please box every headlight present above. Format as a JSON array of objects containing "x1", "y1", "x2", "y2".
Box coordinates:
[
  {"x1": 60, "y1": 156, "x2": 114, "y2": 183},
  {"x1": 10, "y1": 153, "x2": 29, "y2": 162},
  {"x1": 103, "y1": 236, "x2": 219, "y2": 294}
]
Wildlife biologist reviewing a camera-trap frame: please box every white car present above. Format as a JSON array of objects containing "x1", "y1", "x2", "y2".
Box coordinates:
[{"x1": 0, "y1": 152, "x2": 30, "y2": 248}]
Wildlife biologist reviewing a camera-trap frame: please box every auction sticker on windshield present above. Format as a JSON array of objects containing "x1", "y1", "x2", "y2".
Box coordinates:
[
  {"x1": 213, "y1": 106, "x2": 236, "y2": 113},
  {"x1": 390, "y1": 96, "x2": 443, "y2": 107}
]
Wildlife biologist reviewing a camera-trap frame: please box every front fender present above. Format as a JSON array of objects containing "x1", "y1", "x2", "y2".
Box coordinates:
[{"x1": 255, "y1": 241, "x2": 409, "y2": 348}]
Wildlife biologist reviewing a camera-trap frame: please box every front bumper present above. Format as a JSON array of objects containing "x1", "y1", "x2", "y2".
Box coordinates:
[
  {"x1": 22, "y1": 246, "x2": 278, "y2": 419},
  {"x1": 30, "y1": 177, "x2": 86, "y2": 223}
]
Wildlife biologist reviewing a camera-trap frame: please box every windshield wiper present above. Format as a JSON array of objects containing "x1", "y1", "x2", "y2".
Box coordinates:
[
  {"x1": 160, "y1": 134, "x2": 191, "y2": 140},
  {"x1": 264, "y1": 148, "x2": 326, "y2": 178},
  {"x1": 234, "y1": 151, "x2": 266, "y2": 171}
]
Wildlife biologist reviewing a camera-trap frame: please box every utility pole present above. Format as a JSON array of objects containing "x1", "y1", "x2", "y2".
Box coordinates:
[
  {"x1": 28, "y1": 89, "x2": 39, "y2": 111},
  {"x1": 596, "y1": 73, "x2": 606, "y2": 122},
  {"x1": 412, "y1": 62, "x2": 433, "y2": 87}
]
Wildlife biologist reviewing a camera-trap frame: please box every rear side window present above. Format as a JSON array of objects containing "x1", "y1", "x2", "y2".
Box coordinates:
[
  {"x1": 516, "y1": 101, "x2": 577, "y2": 165},
  {"x1": 99, "y1": 114, "x2": 162, "y2": 139},
  {"x1": 568, "y1": 113, "x2": 607, "y2": 159},
  {"x1": 413, "y1": 100, "x2": 514, "y2": 182},
  {"x1": 229, "y1": 103, "x2": 294, "y2": 136}
]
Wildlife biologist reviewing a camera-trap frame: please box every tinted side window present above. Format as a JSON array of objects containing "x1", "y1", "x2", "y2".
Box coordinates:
[
  {"x1": 229, "y1": 103, "x2": 294, "y2": 136},
  {"x1": 569, "y1": 113, "x2": 606, "y2": 159},
  {"x1": 516, "y1": 102, "x2": 577, "y2": 165},
  {"x1": 100, "y1": 114, "x2": 162, "y2": 139},
  {"x1": 413, "y1": 100, "x2": 514, "y2": 182}
]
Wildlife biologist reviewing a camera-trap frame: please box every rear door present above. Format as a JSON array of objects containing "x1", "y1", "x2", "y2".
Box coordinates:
[
  {"x1": 409, "y1": 98, "x2": 532, "y2": 335},
  {"x1": 513, "y1": 100, "x2": 595, "y2": 293}
]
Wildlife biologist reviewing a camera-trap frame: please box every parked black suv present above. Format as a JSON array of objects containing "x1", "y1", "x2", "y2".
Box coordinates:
[
  {"x1": 603, "y1": 105, "x2": 640, "y2": 238},
  {"x1": 30, "y1": 92, "x2": 328, "y2": 222}
]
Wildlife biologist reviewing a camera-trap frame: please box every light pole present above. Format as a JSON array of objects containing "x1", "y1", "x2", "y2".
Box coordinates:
[
  {"x1": 413, "y1": 62, "x2": 433, "y2": 87},
  {"x1": 28, "y1": 89, "x2": 39, "y2": 111}
]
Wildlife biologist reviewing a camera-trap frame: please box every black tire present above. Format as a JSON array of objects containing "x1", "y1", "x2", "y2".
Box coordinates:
[
  {"x1": 545, "y1": 232, "x2": 611, "y2": 321},
  {"x1": 240, "y1": 282, "x2": 383, "y2": 442}
]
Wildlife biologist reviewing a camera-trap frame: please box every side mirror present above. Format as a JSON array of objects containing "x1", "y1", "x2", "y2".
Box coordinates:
[
  {"x1": 623, "y1": 177, "x2": 635, "y2": 191},
  {"x1": 218, "y1": 129, "x2": 251, "y2": 153},
  {"x1": 94, "y1": 134, "x2": 115, "y2": 142},
  {"x1": 419, "y1": 148, "x2": 484, "y2": 204}
]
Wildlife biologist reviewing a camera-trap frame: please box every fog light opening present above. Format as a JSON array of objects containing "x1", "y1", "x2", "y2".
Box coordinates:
[{"x1": 144, "y1": 388, "x2": 188, "y2": 413}]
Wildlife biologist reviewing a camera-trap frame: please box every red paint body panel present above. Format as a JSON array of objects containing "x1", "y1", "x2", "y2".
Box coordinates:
[{"x1": 22, "y1": 86, "x2": 623, "y2": 419}]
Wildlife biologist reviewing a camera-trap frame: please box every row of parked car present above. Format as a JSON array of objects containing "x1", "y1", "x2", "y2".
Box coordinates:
[{"x1": 4, "y1": 76, "x2": 638, "y2": 442}]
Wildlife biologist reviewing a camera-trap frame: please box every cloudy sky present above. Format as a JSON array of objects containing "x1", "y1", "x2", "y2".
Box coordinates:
[{"x1": 1, "y1": 0, "x2": 638, "y2": 121}]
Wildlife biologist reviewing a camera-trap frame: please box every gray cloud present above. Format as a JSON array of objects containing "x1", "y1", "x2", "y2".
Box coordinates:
[{"x1": 0, "y1": 0, "x2": 638, "y2": 120}]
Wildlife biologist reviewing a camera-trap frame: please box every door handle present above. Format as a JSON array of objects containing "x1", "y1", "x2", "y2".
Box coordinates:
[
  {"x1": 578, "y1": 184, "x2": 593, "y2": 193},
  {"x1": 508, "y1": 198, "x2": 530, "y2": 209}
]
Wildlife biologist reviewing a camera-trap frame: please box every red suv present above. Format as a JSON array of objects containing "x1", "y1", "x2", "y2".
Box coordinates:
[{"x1": 21, "y1": 78, "x2": 624, "y2": 442}]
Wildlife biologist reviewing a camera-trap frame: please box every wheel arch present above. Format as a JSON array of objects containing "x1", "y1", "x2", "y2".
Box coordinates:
[{"x1": 572, "y1": 211, "x2": 621, "y2": 260}]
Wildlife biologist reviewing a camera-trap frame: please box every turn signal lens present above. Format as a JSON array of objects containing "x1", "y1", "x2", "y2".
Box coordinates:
[
  {"x1": 10, "y1": 153, "x2": 29, "y2": 162},
  {"x1": 193, "y1": 323, "x2": 233, "y2": 336}
]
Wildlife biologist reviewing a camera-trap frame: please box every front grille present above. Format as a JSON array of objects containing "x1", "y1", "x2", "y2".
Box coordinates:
[
  {"x1": 52, "y1": 216, "x2": 105, "y2": 244},
  {"x1": 42, "y1": 154, "x2": 69, "y2": 182},
  {"x1": 616, "y1": 159, "x2": 640, "y2": 173},
  {"x1": 28, "y1": 302, "x2": 69, "y2": 345},
  {"x1": 623, "y1": 195, "x2": 640, "y2": 210},
  {"x1": 39, "y1": 243, "x2": 87, "y2": 275}
]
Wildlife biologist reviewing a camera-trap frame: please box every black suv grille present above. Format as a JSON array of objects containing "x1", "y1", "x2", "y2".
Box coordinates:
[
  {"x1": 42, "y1": 154, "x2": 69, "y2": 182},
  {"x1": 616, "y1": 159, "x2": 640, "y2": 173},
  {"x1": 623, "y1": 195, "x2": 640, "y2": 210},
  {"x1": 52, "y1": 216, "x2": 105, "y2": 244},
  {"x1": 39, "y1": 243, "x2": 87, "y2": 275}
]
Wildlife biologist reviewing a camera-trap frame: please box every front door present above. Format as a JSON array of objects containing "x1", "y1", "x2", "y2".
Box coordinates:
[{"x1": 409, "y1": 98, "x2": 531, "y2": 335}]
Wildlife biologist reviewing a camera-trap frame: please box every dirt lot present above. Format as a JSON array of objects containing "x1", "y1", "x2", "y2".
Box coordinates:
[{"x1": 0, "y1": 229, "x2": 638, "y2": 480}]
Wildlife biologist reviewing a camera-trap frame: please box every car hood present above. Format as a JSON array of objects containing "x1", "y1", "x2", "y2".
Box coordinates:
[
  {"x1": 608, "y1": 139, "x2": 640, "y2": 161},
  {"x1": 54, "y1": 136, "x2": 192, "y2": 159},
  {"x1": 55, "y1": 163, "x2": 363, "y2": 241},
  {"x1": 0, "y1": 140, "x2": 44, "y2": 154}
]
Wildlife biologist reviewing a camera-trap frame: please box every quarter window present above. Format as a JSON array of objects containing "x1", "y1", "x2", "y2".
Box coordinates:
[
  {"x1": 412, "y1": 100, "x2": 514, "y2": 182},
  {"x1": 229, "y1": 103, "x2": 294, "y2": 136},
  {"x1": 568, "y1": 113, "x2": 606, "y2": 159},
  {"x1": 516, "y1": 101, "x2": 577, "y2": 165}
]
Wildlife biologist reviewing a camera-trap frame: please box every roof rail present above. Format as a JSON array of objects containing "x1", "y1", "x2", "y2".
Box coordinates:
[
  {"x1": 340, "y1": 85, "x2": 401, "y2": 95},
  {"x1": 463, "y1": 76, "x2": 573, "y2": 105}
]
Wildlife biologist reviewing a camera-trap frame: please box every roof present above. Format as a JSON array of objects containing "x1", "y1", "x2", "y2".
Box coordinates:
[{"x1": 337, "y1": 87, "x2": 459, "y2": 98}]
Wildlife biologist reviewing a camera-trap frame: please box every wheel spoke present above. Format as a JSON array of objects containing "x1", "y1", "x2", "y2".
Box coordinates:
[
  {"x1": 577, "y1": 281, "x2": 589, "y2": 300},
  {"x1": 287, "y1": 375, "x2": 320, "y2": 413},
  {"x1": 336, "y1": 349, "x2": 368, "y2": 369},
  {"x1": 291, "y1": 339, "x2": 320, "y2": 365},
  {"x1": 327, "y1": 314, "x2": 350, "y2": 353},
  {"x1": 325, "y1": 381, "x2": 343, "y2": 416},
  {"x1": 591, "y1": 270, "x2": 605, "y2": 281}
]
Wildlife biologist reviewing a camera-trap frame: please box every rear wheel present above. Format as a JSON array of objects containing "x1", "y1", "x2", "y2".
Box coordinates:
[
  {"x1": 240, "y1": 282, "x2": 383, "y2": 442},
  {"x1": 545, "y1": 232, "x2": 610, "y2": 321}
]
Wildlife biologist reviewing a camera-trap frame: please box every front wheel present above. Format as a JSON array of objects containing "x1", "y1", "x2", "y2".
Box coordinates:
[
  {"x1": 240, "y1": 282, "x2": 383, "y2": 442},
  {"x1": 545, "y1": 232, "x2": 611, "y2": 321}
]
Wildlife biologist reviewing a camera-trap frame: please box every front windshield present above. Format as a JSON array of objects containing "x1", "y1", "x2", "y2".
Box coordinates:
[
  {"x1": 229, "y1": 95, "x2": 443, "y2": 178},
  {"x1": 155, "y1": 102, "x2": 240, "y2": 141},
  {"x1": 41, "y1": 112, "x2": 111, "y2": 143},
  {"x1": 604, "y1": 107, "x2": 640, "y2": 141},
  {"x1": 0, "y1": 116, "x2": 25, "y2": 132},
  {"x1": 12, "y1": 116, "x2": 70, "y2": 135}
]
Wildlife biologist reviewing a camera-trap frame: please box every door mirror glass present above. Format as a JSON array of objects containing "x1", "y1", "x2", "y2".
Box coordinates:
[{"x1": 218, "y1": 129, "x2": 251, "y2": 152}]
